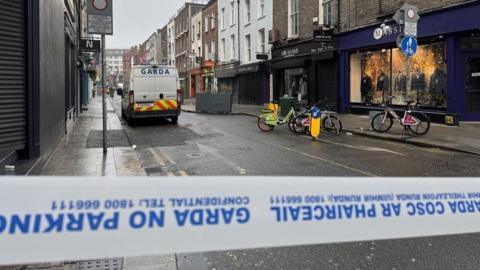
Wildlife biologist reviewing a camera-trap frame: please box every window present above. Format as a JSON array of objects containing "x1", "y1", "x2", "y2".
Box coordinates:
[
  {"x1": 192, "y1": 25, "x2": 195, "y2": 42},
  {"x1": 245, "y1": 34, "x2": 251, "y2": 63},
  {"x1": 230, "y1": 1, "x2": 235, "y2": 26},
  {"x1": 211, "y1": 14, "x2": 216, "y2": 29},
  {"x1": 349, "y1": 43, "x2": 447, "y2": 108},
  {"x1": 221, "y1": 38, "x2": 226, "y2": 60},
  {"x1": 285, "y1": 68, "x2": 308, "y2": 101},
  {"x1": 289, "y1": 0, "x2": 299, "y2": 37},
  {"x1": 245, "y1": 0, "x2": 251, "y2": 23},
  {"x1": 221, "y1": 8, "x2": 226, "y2": 29},
  {"x1": 259, "y1": 0, "x2": 265, "y2": 18},
  {"x1": 258, "y1": 29, "x2": 266, "y2": 54},
  {"x1": 198, "y1": 21, "x2": 201, "y2": 39},
  {"x1": 322, "y1": 0, "x2": 332, "y2": 26},
  {"x1": 231, "y1": 34, "x2": 236, "y2": 59},
  {"x1": 198, "y1": 46, "x2": 201, "y2": 57},
  {"x1": 205, "y1": 17, "x2": 209, "y2": 32},
  {"x1": 212, "y1": 41, "x2": 215, "y2": 56}
]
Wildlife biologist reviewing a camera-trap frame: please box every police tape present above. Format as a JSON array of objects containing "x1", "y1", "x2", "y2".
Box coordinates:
[{"x1": 1, "y1": 177, "x2": 480, "y2": 265}]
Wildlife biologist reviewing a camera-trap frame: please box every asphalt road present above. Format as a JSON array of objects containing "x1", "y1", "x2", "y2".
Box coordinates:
[{"x1": 111, "y1": 97, "x2": 480, "y2": 270}]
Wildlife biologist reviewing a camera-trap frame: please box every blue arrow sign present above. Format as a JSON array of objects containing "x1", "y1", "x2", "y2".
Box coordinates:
[{"x1": 401, "y1": 36, "x2": 418, "y2": 57}]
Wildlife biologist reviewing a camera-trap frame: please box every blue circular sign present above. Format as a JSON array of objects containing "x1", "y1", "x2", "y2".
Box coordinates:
[
  {"x1": 311, "y1": 106, "x2": 321, "y2": 119},
  {"x1": 401, "y1": 36, "x2": 418, "y2": 57}
]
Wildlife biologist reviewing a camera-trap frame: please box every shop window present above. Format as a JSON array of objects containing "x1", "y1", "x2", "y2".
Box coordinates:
[
  {"x1": 462, "y1": 34, "x2": 480, "y2": 50},
  {"x1": 284, "y1": 68, "x2": 308, "y2": 101},
  {"x1": 350, "y1": 42, "x2": 447, "y2": 108}
]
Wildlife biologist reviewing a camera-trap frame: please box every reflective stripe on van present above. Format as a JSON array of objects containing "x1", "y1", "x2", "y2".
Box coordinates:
[{"x1": 134, "y1": 99, "x2": 179, "y2": 112}]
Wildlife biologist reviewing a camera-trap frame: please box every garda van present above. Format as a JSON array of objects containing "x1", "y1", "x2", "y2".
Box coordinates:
[{"x1": 122, "y1": 65, "x2": 181, "y2": 124}]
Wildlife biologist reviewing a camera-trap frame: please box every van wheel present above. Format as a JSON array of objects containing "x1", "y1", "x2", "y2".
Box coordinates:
[{"x1": 171, "y1": 117, "x2": 178, "y2": 124}]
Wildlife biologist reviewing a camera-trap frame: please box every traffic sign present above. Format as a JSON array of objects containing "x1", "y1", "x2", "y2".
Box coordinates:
[
  {"x1": 393, "y1": 4, "x2": 420, "y2": 37},
  {"x1": 87, "y1": 0, "x2": 113, "y2": 35},
  {"x1": 401, "y1": 36, "x2": 418, "y2": 57},
  {"x1": 80, "y1": 39, "x2": 101, "y2": 53}
]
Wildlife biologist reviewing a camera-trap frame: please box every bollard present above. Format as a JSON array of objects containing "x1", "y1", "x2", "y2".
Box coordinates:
[{"x1": 310, "y1": 105, "x2": 321, "y2": 140}]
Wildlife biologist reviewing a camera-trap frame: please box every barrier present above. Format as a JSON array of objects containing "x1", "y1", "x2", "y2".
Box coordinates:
[
  {"x1": 1, "y1": 177, "x2": 480, "y2": 265},
  {"x1": 196, "y1": 93, "x2": 232, "y2": 114}
]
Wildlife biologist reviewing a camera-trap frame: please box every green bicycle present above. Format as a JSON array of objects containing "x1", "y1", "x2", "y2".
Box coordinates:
[{"x1": 257, "y1": 101, "x2": 298, "y2": 133}]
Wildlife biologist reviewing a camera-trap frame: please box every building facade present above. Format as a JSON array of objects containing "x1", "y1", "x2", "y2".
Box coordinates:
[
  {"x1": 167, "y1": 18, "x2": 176, "y2": 67},
  {"x1": 337, "y1": 0, "x2": 480, "y2": 121},
  {"x1": 105, "y1": 49, "x2": 127, "y2": 87},
  {"x1": 271, "y1": 0, "x2": 339, "y2": 109},
  {"x1": 236, "y1": 0, "x2": 273, "y2": 105},
  {"x1": 202, "y1": 0, "x2": 219, "y2": 94},
  {"x1": 216, "y1": 0, "x2": 240, "y2": 99},
  {"x1": 0, "y1": 0, "x2": 85, "y2": 166},
  {"x1": 145, "y1": 32, "x2": 157, "y2": 63},
  {"x1": 175, "y1": 3, "x2": 205, "y2": 98},
  {"x1": 160, "y1": 25, "x2": 168, "y2": 65},
  {"x1": 190, "y1": 9, "x2": 204, "y2": 97}
]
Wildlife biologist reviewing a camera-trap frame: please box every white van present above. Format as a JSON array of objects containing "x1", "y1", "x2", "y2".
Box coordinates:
[{"x1": 122, "y1": 65, "x2": 181, "y2": 124}]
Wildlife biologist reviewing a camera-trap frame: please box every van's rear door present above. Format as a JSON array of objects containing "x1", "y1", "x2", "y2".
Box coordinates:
[{"x1": 132, "y1": 66, "x2": 177, "y2": 103}]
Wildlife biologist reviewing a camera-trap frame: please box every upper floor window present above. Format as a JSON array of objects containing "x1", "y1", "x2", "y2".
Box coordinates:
[
  {"x1": 230, "y1": 1, "x2": 236, "y2": 26},
  {"x1": 322, "y1": 0, "x2": 332, "y2": 26},
  {"x1": 245, "y1": 0, "x2": 251, "y2": 23},
  {"x1": 258, "y1": 28, "x2": 266, "y2": 54},
  {"x1": 205, "y1": 16, "x2": 209, "y2": 32},
  {"x1": 245, "y1": 34, "x2": 251, "y2": 63},
  {"x1": 259, "y1": 0, "x2": 265, "y2": 18},
  {"x1": 289, "y1": 0, "x2": 299, "y2": 37},
  {"x1": 221, "y1": 8, "x2": 226, "y2": 29}
]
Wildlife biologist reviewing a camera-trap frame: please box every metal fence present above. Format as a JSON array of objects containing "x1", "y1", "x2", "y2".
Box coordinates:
[{"x1": 196, "y1": 93, "x2": 232, "y2": 114}]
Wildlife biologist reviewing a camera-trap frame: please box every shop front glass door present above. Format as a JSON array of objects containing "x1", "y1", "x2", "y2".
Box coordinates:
[{"x1": 464, "y1": 54, "x2": 480, "y2": 117}]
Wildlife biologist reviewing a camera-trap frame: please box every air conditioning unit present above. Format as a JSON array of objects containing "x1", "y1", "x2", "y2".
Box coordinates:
[{"x1": 268, "y1": 29, "x2": 280, "y2": 44}]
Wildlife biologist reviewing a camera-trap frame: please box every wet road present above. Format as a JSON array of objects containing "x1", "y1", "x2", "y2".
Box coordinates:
[{"x1": 111, "y1": 97, "x2": 480, "y2": 270}]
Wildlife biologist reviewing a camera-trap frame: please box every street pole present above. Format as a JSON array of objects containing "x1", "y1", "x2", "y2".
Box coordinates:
[
  {"x1": 406, "y1": 56, "x2": 411, "y2": 99},
  {"x1": 102, "y1": 34, "x2": 107, "y2": 154}
]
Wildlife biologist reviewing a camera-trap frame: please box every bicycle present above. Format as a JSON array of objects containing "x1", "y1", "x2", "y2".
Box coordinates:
[
  {"x1": 257, "y1": 101, "x2": 299, "y2": 133},
  {"x1": 371, "y1": 96, "x2": 431, "y2": 136},
  {"x1": 290, "y1": 102, "x2": 343, "y2": 135}
]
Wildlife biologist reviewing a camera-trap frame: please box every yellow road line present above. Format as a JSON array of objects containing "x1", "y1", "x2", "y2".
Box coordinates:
[
  {"x1": 158, "y1": 148, "x2": 177, "y2": 165},
  {"x1": 148, "y1": 148, "x2": 165, "y2": 166}
]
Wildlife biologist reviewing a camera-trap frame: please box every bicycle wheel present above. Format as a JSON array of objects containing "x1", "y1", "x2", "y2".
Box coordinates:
[
  {"x1": 289, "y1": 115, "x2": 308, "y2": 135},
  {"x1": 408, "y1": 112, "x2": 431, "y2": 136},
  {"x1": 371, "y1": 112, "x2": 394, "y2": 133},
  {"x1": 323, "y1": 115, "x2": 343, "y2": 134},
  {"x1": 257, "y1": 117, "x2": 275, "y2": 132}
]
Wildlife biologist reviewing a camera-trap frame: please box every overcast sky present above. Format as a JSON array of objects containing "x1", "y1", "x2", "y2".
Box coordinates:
[{"x1": 106, "y1": 0, "x2": 208, "y2": 49}]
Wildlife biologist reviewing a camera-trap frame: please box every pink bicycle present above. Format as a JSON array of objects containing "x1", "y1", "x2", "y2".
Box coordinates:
[{"x1": 371, "y1": 97, "x2": 431, "y2": 136}]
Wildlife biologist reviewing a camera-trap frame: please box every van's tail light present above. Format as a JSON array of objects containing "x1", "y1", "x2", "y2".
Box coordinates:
[
  {"x1": 177, "y1": 89, "x2": 182, "y2": 104},
  {"x1": 129, "y1": 91, "x2": 135, "y2": 105}
]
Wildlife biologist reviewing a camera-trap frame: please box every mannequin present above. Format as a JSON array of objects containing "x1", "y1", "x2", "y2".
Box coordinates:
[
  {"x1": 430, "y1": 68, "x2": 447, "y2": 106},
  {"x1": 395, "y1": 71, "x2": 406, "y2": 94},
  {"x1": 361, "y1": 72, "x2": 372, "y2": 103},
  {"x1": 412, "y1": 68, "x2": 426, "y2": 104}
]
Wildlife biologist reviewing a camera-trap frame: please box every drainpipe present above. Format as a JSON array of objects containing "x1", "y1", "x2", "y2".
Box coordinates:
[{"x1": 237, "y1": 0, "x2": 241, "y2": 63}]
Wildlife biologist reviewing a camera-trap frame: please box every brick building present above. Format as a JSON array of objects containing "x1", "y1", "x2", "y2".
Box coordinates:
[
  {"x1": 271, "y1": 0, "x2": 339, "y2": 108},
  {"x1": 160, "y1": 25, "x2": 168, "y2": 65},
  {"x1": 337, "y1": 0, "x2": 480, "y2": 122},
  {"x1": 189, "y1": 9, "x2": 203, "y2": 98},
  {"x1": 175, "y1": 3, "x2": 205, "y2": 98}
]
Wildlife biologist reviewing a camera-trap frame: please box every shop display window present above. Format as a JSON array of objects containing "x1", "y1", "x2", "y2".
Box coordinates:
[
  {"x1": 350, "y1": 42, "x2": 447, "y2": 108},
  {"x1": 284, "y1": 68, "x2": 308, "y2": 101}
]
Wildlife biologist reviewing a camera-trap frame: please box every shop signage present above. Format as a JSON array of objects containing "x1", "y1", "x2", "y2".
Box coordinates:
[
  {"x1": 196, "y1": 57, "x2": 203, "y2": 64},
  {"x1": 80, "y1": 39, "x2": 101, "y2": 53},
  {"x1": 373, "y1": 24, "x2": 404, "y2": 40},
  {"x1": 237, "y1": 65, "x2": 258, "y2": 74},
  {"x1": 273, "y1": 41, "x2": 335, "y2": 59},
  {"x1": 472, "y1": 72, "x2": 480, "y2": 77},
  {"x1": 313, "y1": 30, "x2": 333, "y2": 42},
  {"x1": 256, "y1": 54, "x2": 269, "y2": 60}
]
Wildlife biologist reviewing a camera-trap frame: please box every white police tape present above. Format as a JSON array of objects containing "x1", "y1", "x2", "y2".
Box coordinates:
[{"x1": 1, "y1": 177, "x2": 480, "y2": 265}]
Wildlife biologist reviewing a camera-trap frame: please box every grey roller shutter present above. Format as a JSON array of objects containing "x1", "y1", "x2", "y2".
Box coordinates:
[{"x1": 0, "y1": 0, "x2": 27, "y2": 152}]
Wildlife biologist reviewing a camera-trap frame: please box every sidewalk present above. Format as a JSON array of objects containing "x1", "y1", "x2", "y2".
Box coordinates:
[
  {"x1": 38, "y1": 96, "x2": 145, "y2": 176},
  {"x1": 183, "y1": 101, "x2": 480, "y2": 156}
]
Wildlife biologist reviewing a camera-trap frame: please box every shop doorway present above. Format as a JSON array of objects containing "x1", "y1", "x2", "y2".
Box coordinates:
[{"x1": 461, "y1": 52, "x2": 480, "y2": 120}]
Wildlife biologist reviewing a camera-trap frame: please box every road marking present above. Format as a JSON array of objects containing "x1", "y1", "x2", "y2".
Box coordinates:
[
  {"x1": 148, "y1": 148, "x2": 166, "y2": 166},
  {"x1": 317, "y1": 138, "x2": 405, "y2": 156},
  {"x1": 272, "y1": 143, "x2": 378, "y2": 177},
  {"x1": 178, "y1": 170, "x2": 188, "y2": 176},
  {"x1": 158, "y1": 148, "x2": 177, "y2": 165},
  {"x1": 196, "y1": 143, "x2": 248, "y2": 176}
]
